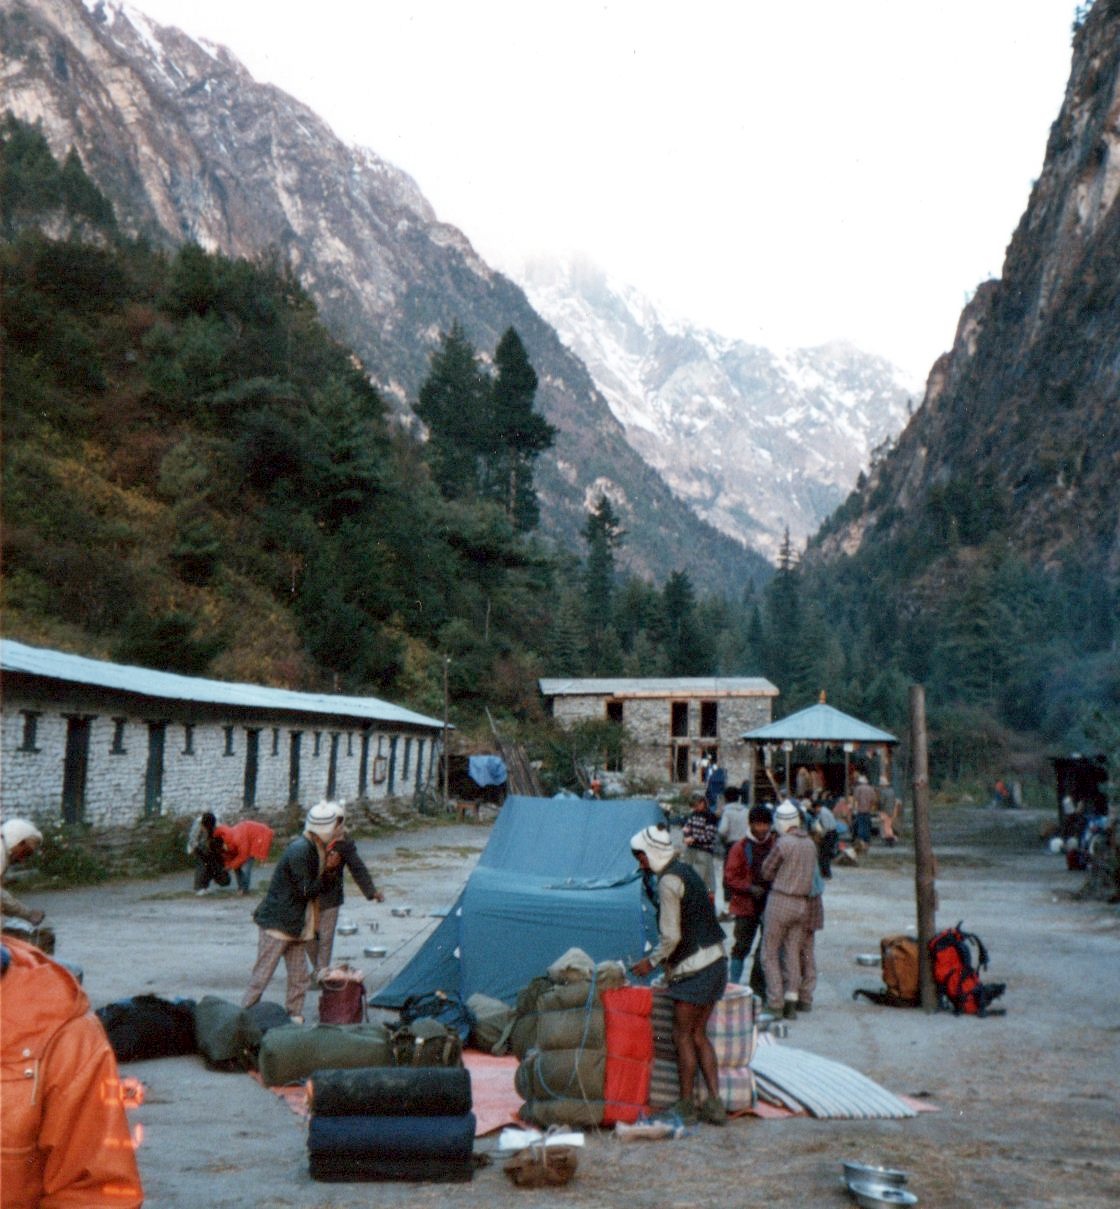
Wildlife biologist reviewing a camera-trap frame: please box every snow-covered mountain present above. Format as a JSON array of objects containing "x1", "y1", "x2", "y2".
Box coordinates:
[{"x1": 517, "y1": 258, "x2": 919, "y2": 560}]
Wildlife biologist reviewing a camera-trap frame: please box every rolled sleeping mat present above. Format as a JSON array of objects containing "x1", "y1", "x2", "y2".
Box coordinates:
[
  {"x1": 307, "y1": 1112, "x2": 476, "y2": 1163},
  {"x1": 309, "y1": 1154, "x2": 472, "y2": 1183},
  {"x1": 308, "y1": 1067, "x2": 472, "y2": 1117}
]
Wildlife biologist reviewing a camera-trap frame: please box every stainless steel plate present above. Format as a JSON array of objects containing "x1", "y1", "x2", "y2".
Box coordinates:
[
  {"x1": 847, "y1": 1180, "x2": 917, "y2": 1208},
  {"x1": 842, "y1": 1161, "x2": 908, "y2": 1188}
]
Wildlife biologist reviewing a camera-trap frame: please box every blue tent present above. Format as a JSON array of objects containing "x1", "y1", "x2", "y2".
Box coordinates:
[{"x1": 370, "y1": 795, "x2": 664, "y2": 1007}]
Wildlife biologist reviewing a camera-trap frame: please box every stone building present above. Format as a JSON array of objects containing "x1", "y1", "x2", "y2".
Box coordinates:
[
  {"x1": 1, "y1": 639, "x2": 445, "y2": 830},
  {"x1": 539, "y1": 677, "x2": 778, "y2": 789}
]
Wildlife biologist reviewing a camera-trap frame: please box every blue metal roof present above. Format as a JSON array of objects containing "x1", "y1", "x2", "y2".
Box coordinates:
[
  {"x1": 741, "y1": 702, "x2": 898, "y2": 744},
  {"x1": 0, "y1": 639, "x2": 444, "y2": 730}
]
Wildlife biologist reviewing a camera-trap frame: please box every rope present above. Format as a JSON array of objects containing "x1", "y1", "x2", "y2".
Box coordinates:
[{"x1": 529, "y1": 971, "x2": 601, "y2": 1108}]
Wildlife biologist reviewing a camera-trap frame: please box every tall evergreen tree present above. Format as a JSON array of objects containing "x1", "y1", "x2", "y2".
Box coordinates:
[
  {"x1": 763, "y1": 528, "x2": 802, "y2": 696},
  {"x1": 660, "y1": 570, "x2": 710, "y2": 675},
  {"x1": 582, "y1": 495, "x2": 625, "y2": 673},
  {"x1": 489, "y1": 328, "x2": 555, "y2": 531},
  {"x1": 414, "y1": 323, "x2": 491, "y2": 499}
]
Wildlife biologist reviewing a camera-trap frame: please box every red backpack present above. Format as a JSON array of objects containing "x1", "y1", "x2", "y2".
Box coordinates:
[{"x1": 928, "y1": 924, "x2": 1005, "y2": 1016}]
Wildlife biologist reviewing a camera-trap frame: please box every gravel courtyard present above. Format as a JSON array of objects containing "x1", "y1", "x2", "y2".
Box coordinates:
[{"x1": 24, "y1": 805, "x2": 1120, "y2": 1208}]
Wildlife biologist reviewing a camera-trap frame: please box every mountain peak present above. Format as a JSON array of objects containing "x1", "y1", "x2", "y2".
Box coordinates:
[{"x1": 515, "y1": 256, "x2": 917, "y2": 560}]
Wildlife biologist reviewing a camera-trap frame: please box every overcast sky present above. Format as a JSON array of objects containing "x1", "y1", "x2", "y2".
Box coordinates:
[{"x1": 127, "y1": 0, "x2": 1077, "y2": 381}]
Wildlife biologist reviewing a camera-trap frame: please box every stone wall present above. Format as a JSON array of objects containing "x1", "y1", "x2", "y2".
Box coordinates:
[
  {"x1": 552, "y1": 692, "x2": 773, "y2": 787},
  {"x1": 2, "y1": 686, "x2": 442, "y2": 830}
]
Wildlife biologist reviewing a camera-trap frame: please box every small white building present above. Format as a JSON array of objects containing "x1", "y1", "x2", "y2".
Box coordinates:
[
  {"x1": 539, "y1": 676, "x2": 778, "y2": 789},
  {"x1": 1, "y1": 639, "x2": 445, "y2": 829}
]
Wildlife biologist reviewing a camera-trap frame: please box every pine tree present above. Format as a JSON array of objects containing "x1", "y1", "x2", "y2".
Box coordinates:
[
  {"x1": 583, "y1": 496, "x2": 624, "y2": 620},
  {"x1": 660, "y1": 570, "x2": 711, "y2": 675},
  {"x1": 489, "y1": 328, "x2": 554, "y2": 531},
  {"x1": 414, "y1": 323, "x2": 491, "y2": 499}
]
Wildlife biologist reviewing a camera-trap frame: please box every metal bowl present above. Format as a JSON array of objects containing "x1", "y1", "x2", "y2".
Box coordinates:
[
  {"x1": 363, "y1": 945, "x2": 387, "y2": 958},
  {"x1": 855, "y1": 953, "x2": 881, "y2": 966},
  {"x1": 336, "y1": 922, "x2": 359, "y2": 936},
  {"x1": 842, "y1": 1161, "x2": 908, "y2": 1189},
  {"x1": 847, "y1": 1180, "x2": 917, "y2": 1209}
]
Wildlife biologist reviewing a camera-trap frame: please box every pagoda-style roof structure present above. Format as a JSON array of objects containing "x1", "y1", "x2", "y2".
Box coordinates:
[{"x1": 741, "y1": 701, "x2": 898, "y2": 745}]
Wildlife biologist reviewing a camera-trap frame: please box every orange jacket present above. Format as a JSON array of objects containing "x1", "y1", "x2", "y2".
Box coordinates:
[
  {"x1": 0, "y1": 937, "x2": 143, "y2": 1208},
  {"x1": 215, "y1": 819, "x2": 275, "y2": 870}
]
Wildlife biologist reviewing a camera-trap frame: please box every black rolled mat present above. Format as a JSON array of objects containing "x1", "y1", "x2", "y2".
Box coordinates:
[
  {"x1": 307, "y1": 1066, "x2": 472, "y2": 1117},
  {"x1": 309, "y1": 1154, "x2": 473, "y2": 1183},
  {"x1": 307, "y1": 1112, "x2": 475, "y2": 1162}
]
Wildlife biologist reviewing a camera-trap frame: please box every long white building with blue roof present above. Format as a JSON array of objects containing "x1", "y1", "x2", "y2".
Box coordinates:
[{"x1": 0, "y1": 639, "x2": 445, "y2": 827}]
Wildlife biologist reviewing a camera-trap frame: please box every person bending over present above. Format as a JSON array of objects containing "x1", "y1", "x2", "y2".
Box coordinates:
[{"x1": 630, "y1": 824, "x2": 728, "y2": 1127}]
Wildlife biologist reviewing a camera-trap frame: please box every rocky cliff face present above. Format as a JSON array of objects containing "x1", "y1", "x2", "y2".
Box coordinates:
[
  {"x1": 0, "y1": 0, "x2": 772, "y2": 592},
  {"x1": 813, "y1": 0, "x2": 1120, "y2": 579},
  {"x1": 518, "y1": 258, "x2": 916, "y2": 561}
]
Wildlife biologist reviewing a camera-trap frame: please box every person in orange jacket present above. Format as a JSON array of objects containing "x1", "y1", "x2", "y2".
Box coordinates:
[
  {"x1": 215, "y1": 818, "x2": 275, "y2": 895},
  {"x1": 1, "y1": 935, "x2": 143, "y2": 1208}
]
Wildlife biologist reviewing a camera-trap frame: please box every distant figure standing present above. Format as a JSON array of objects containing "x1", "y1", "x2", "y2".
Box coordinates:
[
  {"x1": 794, "y1": 765, "x2": 812, "y2": 800},
  {"x1": 722, "y1": 805, "x2": 776, "y2": 986},
  {"x1": 806, "y1": 796, "x2": 839, "y2": 877},
  {"x1": 1, "y1": 818, "x2": 46, "y2": 925},
  {"x1": 851, "y1": 775, "x2": 878, "y2": 851},
  {"x1": 681, "y1": 790, "x2": 721, "y2": 900},
  {"x1": 242, "y1": 802, "x2": 343, "y2": 1023},
  {"x1": 877, "y1": 777, "x2": 899, "y2": 846},
  {"x1": 705, "y1": 761, "x2": 727, "y2": 809},
  {"x1": 717, "y1": 786, "x2": 750, "y2": 852},
  {"x1": 215, "y1": 818, "x2": 275, "y2": 895},
  {"x1": 309, "y1": 805, "x2": 383, "y2": 975},
  {"x1": 760, "y1": 800, "x2": 819, "y2": 1019},
  {"x1": 188, "y1": 812, "x2": 229, "y2": 894}
]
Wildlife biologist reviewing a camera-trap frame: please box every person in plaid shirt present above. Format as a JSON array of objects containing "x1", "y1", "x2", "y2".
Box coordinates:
[{"x1": 681, "y1": 790, "x2": 721, "y2": 900}]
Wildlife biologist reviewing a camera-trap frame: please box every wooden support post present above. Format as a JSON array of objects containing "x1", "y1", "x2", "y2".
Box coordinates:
[
  {"x1": 441, "y1": 657, "x2": 450, "y2": 809},
  {"x1": 910, "y1": 684, "x2": 938, "y2": 1012}
]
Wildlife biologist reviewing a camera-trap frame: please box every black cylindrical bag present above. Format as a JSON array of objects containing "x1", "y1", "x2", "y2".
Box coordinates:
[
  {"x1": 307, "y1": 1112, "x2": 476, "y2": 1160},
  {"x1": 307, "y1": 1066, "x2": 472, "y2": 1117}
]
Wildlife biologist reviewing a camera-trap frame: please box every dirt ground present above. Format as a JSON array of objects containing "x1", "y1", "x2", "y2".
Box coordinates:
[{"x1": 21, "y1": 804, "x2": 1120, "y2": 1208}]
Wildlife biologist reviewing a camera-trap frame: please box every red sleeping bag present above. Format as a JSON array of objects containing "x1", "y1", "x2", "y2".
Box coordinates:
[{"x1": 601, "y1": 986, "x2": 653, "y2": 1125}]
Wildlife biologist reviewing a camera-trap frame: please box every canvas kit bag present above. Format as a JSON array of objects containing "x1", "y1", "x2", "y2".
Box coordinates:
[{"x1": 318, "y1": 965, "x2": 367, "y2": 1025}]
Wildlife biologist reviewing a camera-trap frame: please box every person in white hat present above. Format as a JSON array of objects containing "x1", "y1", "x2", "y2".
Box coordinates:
[
  {"x1": 1, "y1": 818, "x2": 46, "y2": 926},
  {"x1": 308, "y1": 802, "x2": 383, "y2": 976},
  {"x1": 629, "y1": 823, "x2": 728, "y2": 1127},
  {"x1": 759, "y1": 800, "x2": 822, "y2": 1019},
  {"x1": 242, "y1": 802, "x2": 343, "y2": 1022}
]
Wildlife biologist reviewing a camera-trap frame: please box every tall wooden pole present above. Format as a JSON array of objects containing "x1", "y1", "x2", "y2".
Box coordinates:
[
  {"x1": 910, "y1": 684, "x2": 938, "y2": 1012},
  {"x1": 442, "y1": 656, "x2": 450, "y2": 808}
]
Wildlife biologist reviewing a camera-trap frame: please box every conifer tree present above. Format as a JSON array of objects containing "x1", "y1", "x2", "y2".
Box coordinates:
[
  {"x1": 490, "y1": 328, "x2": 555, "y2": 531},
  {"x1": 414, "y1": 323, "x2": 491, "y2": 499},
  {"x1": 582, "y1": 495, "x2": 625, "y2": 671}
]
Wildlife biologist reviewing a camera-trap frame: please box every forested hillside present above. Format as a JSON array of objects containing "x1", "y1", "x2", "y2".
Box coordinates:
[
  {"x1": 0, "y1": 120, "x2": 771, "y2": 729},
  {"x1": 797, "y1": 1, "x2": 1120, "y2": 777}
]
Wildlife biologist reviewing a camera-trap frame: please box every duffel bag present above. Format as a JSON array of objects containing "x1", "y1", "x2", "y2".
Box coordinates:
[{"x1": 258, "y1": 1022, "x2": 393, "y2": 1086}]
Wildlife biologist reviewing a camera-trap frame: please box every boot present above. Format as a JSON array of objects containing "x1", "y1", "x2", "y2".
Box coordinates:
[
  {"x1": 782, "y1": 1001, "x2": 798, "y2": 1020},
  {"x1": 729, "y1": 957, "x2": 745, "y2": 984}
]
